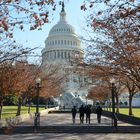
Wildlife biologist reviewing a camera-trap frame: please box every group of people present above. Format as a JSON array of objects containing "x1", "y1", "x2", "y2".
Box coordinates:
[{"x1": 71, "y1": 105, "x2": 103, "y2": 124}]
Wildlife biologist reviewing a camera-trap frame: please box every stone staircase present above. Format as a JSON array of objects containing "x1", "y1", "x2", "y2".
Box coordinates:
[{"x1": 1, "y1": 125, "x2": 140, "y2": 134}]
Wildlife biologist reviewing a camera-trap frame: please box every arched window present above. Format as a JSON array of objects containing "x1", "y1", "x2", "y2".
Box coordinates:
[
  {"x1": 61, "y1": 40, "x2": 63, "y2": 44},
  {"x1": 55, "y1": 40, "x2": 57, "y2": 44},
  {"x1": 58, "y1": 40, "x2": 60, "y2": 44},
  {"x1": 64, "y1": 40, "x2": 66, "y2": 45}
]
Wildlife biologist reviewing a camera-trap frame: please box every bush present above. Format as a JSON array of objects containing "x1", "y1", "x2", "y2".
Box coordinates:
[{"x1": 3, "y1": 95, "x2": 18, "y2": 105}]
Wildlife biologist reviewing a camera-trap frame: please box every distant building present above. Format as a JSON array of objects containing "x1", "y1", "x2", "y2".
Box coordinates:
[
  {"x1": 120, "y1": 92, "x2": 140, "y2": 107},
  {"x1": 41, "y1": 4, "x2": 91, "y2": 107}
]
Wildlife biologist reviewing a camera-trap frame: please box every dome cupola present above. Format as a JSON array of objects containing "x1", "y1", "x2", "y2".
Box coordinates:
[{"x1": 42, "y1": 2, "x2": 83, "y2": 65}]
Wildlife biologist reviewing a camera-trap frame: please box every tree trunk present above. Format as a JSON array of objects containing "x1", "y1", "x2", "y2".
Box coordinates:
[
  {"x1": 45, "y1": 101, "x2": 47, "y2": 109},
  {"x1": 129, "y1": 95, "x2": 133, "y2": 116},
  {"x1": 16, "y1": 98, "x2": 22, "y2": 116},
  {"x1": 0, "y1": 103, "x2": 3, "y2": 120},
  {"x1": 27, "y1": 97, "x2": 31, "y2": 114}
]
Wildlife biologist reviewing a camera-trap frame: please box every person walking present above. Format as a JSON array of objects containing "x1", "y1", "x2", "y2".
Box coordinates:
[
  {"x1": 85, "y1": 105, "x2": 91, "y2": 124},
  {"x1": 79, "y1": 105, "x2": 85, "y2": 124},
  {"x1": 71, "y1": 106, "x2": 77, "y2": 124},
  {"x1": 96, "y1": 105, "x2": 103, "y2": 123}
]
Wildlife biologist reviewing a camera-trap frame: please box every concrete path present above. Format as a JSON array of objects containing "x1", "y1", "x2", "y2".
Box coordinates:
[
  {"x1": 0, "y1": 133, "x2": 140, "y2": 140},
  {"x1": 18, "y1": 112, "x2": 134, "y2": 126},
  {"x1": 0, "y1": 111, "x2": 139, "y2": 140}
]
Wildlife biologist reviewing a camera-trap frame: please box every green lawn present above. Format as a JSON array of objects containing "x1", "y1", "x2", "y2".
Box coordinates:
[
  {"x1": 2, "y1": 106, "x2": 140, "y2": 119},
  {"x1": 119, "y1": 108, "x2": 140, "y2": 118},
  {"x1": 104, "y1": 107, "x2": 140, "y2": 118},
  {"x1": 2, "y1": 106, "x2": 44, "y2": 119}
]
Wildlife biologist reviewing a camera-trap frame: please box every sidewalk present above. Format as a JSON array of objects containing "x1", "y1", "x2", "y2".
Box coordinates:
[
  {"x1": 18, "y1": 111, "x2": 134, "y2": 126},
  {"x1": 0, "y1": 111, "x2": 140, "y2": 140}
]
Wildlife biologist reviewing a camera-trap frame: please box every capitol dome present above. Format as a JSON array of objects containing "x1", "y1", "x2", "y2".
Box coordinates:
[
  {"x1": 41, "y1": 5, "x2": 83, "y2": 65},
  {"x1": 48, "y1": 15, "x2": 76, "y2": 36}
]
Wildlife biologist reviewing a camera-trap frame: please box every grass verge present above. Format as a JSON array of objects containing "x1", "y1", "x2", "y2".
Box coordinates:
[{"x1": 2, "y1": 106, "x2": 45, "y2": 119}]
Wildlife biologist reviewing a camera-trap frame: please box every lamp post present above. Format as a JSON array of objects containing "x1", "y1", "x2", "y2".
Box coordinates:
[
  {"x1": 86, "y1": 94, "x2": 87, "y2": 105},
  {"x1": 111, "y1": 79, "x2": 118, "y2": 128},
  {"x1": 34, "y1": 77, "x2": 41, "y2": 127},
  {"x1": 59, "y1": 94, "x2": 62, "y2": 110}
]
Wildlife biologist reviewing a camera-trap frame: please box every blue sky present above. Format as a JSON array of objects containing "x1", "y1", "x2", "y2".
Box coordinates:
[{"x1": 13, "y1": 0, "x2": 88, "y2": 62}]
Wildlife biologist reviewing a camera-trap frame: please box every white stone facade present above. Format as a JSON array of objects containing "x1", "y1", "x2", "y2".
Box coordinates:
[
  {"x1": 42, "y1": 9, "x2": 83, "y2": 66},
  {"x1": 41, "y1": 7, "x2": 88, "y2": 102}
]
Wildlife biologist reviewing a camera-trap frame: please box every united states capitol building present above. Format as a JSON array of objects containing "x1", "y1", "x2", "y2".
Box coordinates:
[
  {"x1": 41, "y1": 4, "x2": 92, "y2": 108},
  {"x1": 41, "y1": 4, "x2": 140, "y2": 108}
]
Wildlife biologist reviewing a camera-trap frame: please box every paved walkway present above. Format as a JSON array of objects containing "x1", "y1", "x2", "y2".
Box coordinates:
[
  {"x1": 0, "y1": 111, "x2": 140, "y2": 140},
  {"x1": 18, "y1": 112, "x2": 134, "y2": 126},
  {"x1": 0, "y1": 133, "x2": 140, "y2": 140}
]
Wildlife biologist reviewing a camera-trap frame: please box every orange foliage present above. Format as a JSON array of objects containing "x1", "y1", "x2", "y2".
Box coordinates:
[
  {"x1": 0, "y1": 0, "x2": 57, "y2": 42},
  {"x1": 88, "y1": 85, "x2": 111, "y2": 101}
]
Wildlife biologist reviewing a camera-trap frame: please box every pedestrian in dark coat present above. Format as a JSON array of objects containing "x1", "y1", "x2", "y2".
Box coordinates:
[
  {"x1": 85, "y1": 105, "x2": 91, "y2": 124},
  {"x1": 79, "y1": 105, "x2": 85, "y2": 124},
  {"x1": 96, "y1": 105, "x2": 103, "y2": 123},
  {"x1": 71, "y1": 106, "x2": 77, "y2": 124}
]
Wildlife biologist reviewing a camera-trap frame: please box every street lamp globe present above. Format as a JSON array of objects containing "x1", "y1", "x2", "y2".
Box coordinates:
[
  {"x1": 36, "y1": 77, "x2": 41, "y2": 84},
  {"x1": 110, "y1": 78, "x2": 115, "y2": 84}
]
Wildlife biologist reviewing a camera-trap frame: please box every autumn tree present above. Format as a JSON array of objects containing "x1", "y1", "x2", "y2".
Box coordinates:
[
  {"x1": 40, "y1": 63, "x2": 67, "y2": 102},
  {"x1": 11, "y1": 60, "x2": 40, "y2": 116},
  {"x1": 0, "y1": 61, "x2": 19, "y2": 119},
  {"x1": 88, "y1": 85, "x2": 110, "y2": 103},
  {"x1": 80, "y1": 0, "x2": 140, "y2": 114},
  {"x1": 120, "y1": 76, "x2": 139, "y2": 115},
  {"x1": 0, "y1": 0, "x2": 57, "y2": 35},
  {"x1": 0, "y1": 1, "x2": 65, "y2": 67},
  {"x1": 82, "y1": 0, "x2": 140, "y2": 88}
]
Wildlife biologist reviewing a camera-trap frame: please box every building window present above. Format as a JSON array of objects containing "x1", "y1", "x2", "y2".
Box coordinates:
[
  {"x1": 58, "y1": 51, "x2": 60, "y2": 58},
  {"x1": 54, "y1": 51, "x2": 56, "y2": 59},
  {"x1": 61, "y1": 52, "x2": 63, "y2": 59},
  {"x1": 65, "y1": 52, "x2": 67, "y2": 58}
]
